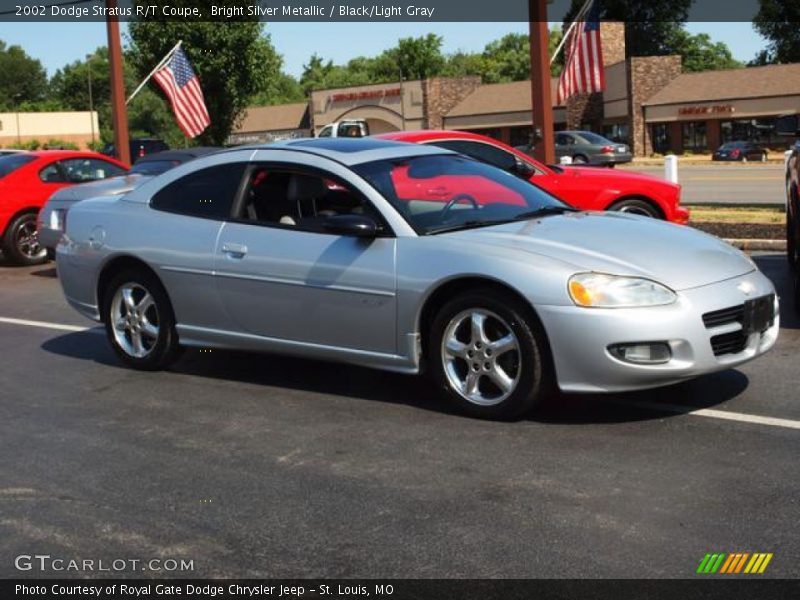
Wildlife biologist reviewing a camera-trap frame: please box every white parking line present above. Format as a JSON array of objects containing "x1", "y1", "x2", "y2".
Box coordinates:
[
  {"x1": 1, "y1": 316, "x2": 798, "y2": 430},
  {"x1": 0, "y1": 316, "x2": 93, "y2": 333},
  {"x1": 610, "y1": 400, "x2": 800, "y2": 431}
]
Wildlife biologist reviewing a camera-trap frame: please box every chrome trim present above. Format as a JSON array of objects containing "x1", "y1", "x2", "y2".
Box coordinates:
[{"x1": 214, "y1": 270, "x2": 396, "y2": 298}]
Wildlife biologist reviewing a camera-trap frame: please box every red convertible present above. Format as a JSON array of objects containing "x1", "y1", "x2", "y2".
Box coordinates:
[
  {"x1": 0, "y1": 150, "x2": 127, "y2": 265},
  {"x1": 377, "y1": 130, "x2": 689, "y2": 224}
]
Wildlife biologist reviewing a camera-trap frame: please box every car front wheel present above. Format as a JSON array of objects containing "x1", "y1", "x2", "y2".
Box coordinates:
[
  {"x1": 429, "y1": 289, "x2": 551, "y2": 420},
  {"x1": 103, "y1": 269, "x2": 181, "y2": 370},
  {"x1": 2, "y1": 213, "x2": 48, "y2": 266},
  {"x1": 608, "y1": 198, "x2": 662, "y2": 219}
]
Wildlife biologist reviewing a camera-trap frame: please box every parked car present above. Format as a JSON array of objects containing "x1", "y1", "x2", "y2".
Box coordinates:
[
  {"x1": 317, "y1": 119, "x2": 369, "y2": 138},
  {"x1": 38, "y1": 148, "x2": 221, "y2": 257},
  {"x1": 102, "y1": 138, "x2": 170, "y2": 163},
  {"x1": 377, "y1": 130, "x2": 688, "y2": 222},
  {"x1": 712, "y1": 141, "x2": 768, "y2": 162},
  {"x1": 0, "y1": 149, "x2": 28, "y2": 156},
  {"x1": 778, "y1": 115, "x2": 800, "y2": 310},
  {"x1": 553, "y1": 130, "x2": 633, "y2": 166},
  {"x1": 56, "y1": 138, "x2": 777, "y2": 420},
  {"x1": 0, "y1": 151, "x2": 127, "y2": 265}
]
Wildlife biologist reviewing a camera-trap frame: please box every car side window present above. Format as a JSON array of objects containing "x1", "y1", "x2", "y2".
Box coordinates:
[
  {"x1": 428, "y1": 140, "x2": 518, "y2": 172},
  {"x1": 60, "y1": 158, "x2": 127, "y2": 182},
  {"x1": 556, "y1": 133, "x2": 573, "y2": 146},
  {"x1": 318, "y1": 126, "x2": 333, "y2": 138},
  {"x1": 151, "y1": 163, "x2": 247, "y2": 220},
  {"x1": 235, "y1": 166, "x2": 380, "y2": 233},
  {"x1": 39, "y1": 163, "x2": 65, "y2": 183}
]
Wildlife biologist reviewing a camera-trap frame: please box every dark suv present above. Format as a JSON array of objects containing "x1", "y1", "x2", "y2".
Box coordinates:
[
  {"x1": 102, "y1": 138, "x2": 169, "y2": 163},
  {"x1": 779, "y1": 115, "x2": 800, "y2": 310}
]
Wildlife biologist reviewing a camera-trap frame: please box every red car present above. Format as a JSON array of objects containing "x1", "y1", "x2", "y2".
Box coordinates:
[
  {"x1": 0, "y1": 151, "x2": 128, "y2": 265},
  {"x1": 377, "y1": 130, "x2": 689, "y2": 224}
]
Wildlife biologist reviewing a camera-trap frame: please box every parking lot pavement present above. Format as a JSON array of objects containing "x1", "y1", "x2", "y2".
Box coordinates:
[
  {"x1": 0, "y1": 255, "x2": 798, "y2": 579},
  {"x1": 622, "y1": 164, "x2": 785, "y2": 205}
]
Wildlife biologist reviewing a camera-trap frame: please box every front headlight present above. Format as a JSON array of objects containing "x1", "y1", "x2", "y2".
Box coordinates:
[{"x1": 568, "y1": 273, "x2": 676, "y2": 308}]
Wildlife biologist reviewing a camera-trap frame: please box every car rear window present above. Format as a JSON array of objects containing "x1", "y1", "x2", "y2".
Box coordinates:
[
  {"x1": 130, "y1": 160, "x2": 180, "y2": 175},
  {"x1": 0, "y1": 154, "x2": 35, "y2": 178},
  {"x1": 576, "y1": 132, "x2": 613, "y2": 145}
]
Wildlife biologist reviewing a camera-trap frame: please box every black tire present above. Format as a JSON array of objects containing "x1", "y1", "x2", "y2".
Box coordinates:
[
  {"x1": 572, "y1": 154, "x2": 589, "y2": 164},
  {"x1": 428, "y1": 288, "x2": 552, "y2": 420},
  {"x1": 102, "y1": 268, "x2": 181, "y2": 371},
  {"x1": 794, "y1": 272, "x2": 800, "y2": 314},
  {"x1": 608, "y1": 198, "x2": 662, "y2": 219},
  {"x1": 787, "y1": 211, "x2": 797, "y2": 268},
  {"x1": 1, "y1": 213, "x2": 48, "y2": 266}
]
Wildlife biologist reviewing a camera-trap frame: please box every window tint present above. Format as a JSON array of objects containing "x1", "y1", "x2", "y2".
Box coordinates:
[
  {"x1": 555, "y1": 133, "x2": 573, "y2": 146},
  {"x1": 0, "y1": 154, "x2": 34, "y2": 178},
  {"x1": 429, "y1": 140, "x2": 516, "y2": 171},
  {"x1": 236, "y1": 166, "x2": 378, "y2": 232},
  {"x1": 60, "y1": 158, "x2": 127, "y2": 182},
  {"x1": 318, "y1": 126, "x2": 333, "y2": 138},
  {"x1": 151, "y1": 163, "x2": 246, "y2": 219},
  {"x1": 576, "y1": 132, "x2": 611, "y2": 145},
  {"x1": 39, "y1": 163, "x2": 65, "y2": 183}
]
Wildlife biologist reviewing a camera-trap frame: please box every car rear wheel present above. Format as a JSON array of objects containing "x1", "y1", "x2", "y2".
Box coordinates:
[
  {"x1": 572, "y1": 154, "x2": 588, "y2": 164},
  {"x1": 2, "y1": 213, "x2": 48, "y2": 266},
  {"x1": 103, "y1": 269, "x2": 181, "y2": 370},
  {"x1": 429, "y1": 289, "x2": 551, "y2": 420},
  {"x1": 608, "y1": 198, "x2": 662, "y2": 219}
]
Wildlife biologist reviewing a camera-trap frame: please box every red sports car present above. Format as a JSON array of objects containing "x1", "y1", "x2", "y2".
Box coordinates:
[
  {"x1": 0, "y1": 150, "x2": 128, "y2": 265},
  {"x1": 377, "y1": 130, "x2": 689, "y2": 224}
]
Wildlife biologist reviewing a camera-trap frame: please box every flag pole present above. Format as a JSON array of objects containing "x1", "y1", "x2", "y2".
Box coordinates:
[
  {"x1": 126, "y1": 40, "x2": 183, "y2": 105},
  {"x1": 550, "y1": 0, "x2": 594, "y2": 65}
]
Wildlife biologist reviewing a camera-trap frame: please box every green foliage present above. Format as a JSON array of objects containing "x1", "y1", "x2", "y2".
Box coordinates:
[
  {"x1": 43, "y1": 139, "x2": 79, "y2": 150},
  {"x1": 393, "y1": 34, "x2": 445, "y2": 79},
  {"x1": 753, "y1": 0, "x2": 800, "y2": 64},
  {"x1": 668, "y1": 30, "x2": 743, "y2": 72},
  {"x1": 0, "y1": 41, "x2": 49, "y2": 110},
  {"x1": 128, "y1": 6, "x2": 282, "y2": 144},
  {"x1": 8, "y1": 139, "x2": 42, "y2": 150}
]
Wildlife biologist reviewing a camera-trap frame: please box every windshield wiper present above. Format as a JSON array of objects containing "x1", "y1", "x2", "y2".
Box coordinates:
[
  {"x1": 509, "y1": 206, "x2": 578, "y2": 221},
  {"x1": 427, "y1": 220, "x2": 503, "y2": 235}
]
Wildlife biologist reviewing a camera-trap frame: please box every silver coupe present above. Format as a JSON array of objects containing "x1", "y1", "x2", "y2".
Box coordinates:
[{"x1": 56, "y1": 138, "x2": 779, "y2": 419}]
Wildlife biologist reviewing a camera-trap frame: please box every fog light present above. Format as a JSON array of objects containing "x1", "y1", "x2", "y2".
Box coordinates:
[{"x1": 609, "y1": 343, "x2": 671, "y2": 365}]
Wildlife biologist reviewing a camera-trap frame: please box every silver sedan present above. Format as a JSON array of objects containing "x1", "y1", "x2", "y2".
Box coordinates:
[{"x1": 56, "y1": 139, "x2": 779, "y2": 420}]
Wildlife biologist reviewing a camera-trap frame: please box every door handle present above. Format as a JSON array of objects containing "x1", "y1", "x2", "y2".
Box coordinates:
[{"x1": 221, "y1": 242, "x2": 247, "y2": 258}]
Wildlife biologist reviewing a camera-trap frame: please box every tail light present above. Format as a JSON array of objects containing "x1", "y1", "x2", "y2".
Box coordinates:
[
  {"x1": 138, "y1": 146, "x2": 145, "y2": 158},
  {"x1": 730, "y1": 149, "x2": 740, "y2": 158},
  {"x1": 600, "y1": 145, "x2": 614, "y2": 154}
]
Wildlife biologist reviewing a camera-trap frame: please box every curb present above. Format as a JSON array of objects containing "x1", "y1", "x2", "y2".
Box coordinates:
[{"x1": 723, "y1": 239, "x2": 786, "y2": 252}]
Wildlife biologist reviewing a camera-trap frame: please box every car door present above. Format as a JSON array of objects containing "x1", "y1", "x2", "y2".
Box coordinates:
[
  {"x1": 555, "y1": 133, "x2": 573, "y2": 159},
  {"x1": 214, "y1": 164, "x2": 397, "y2": 354}
]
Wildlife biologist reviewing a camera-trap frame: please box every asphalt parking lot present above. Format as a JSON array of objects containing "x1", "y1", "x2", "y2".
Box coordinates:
[{"x1": 0, "y1": 253, "x2": 798, "y2": 579}]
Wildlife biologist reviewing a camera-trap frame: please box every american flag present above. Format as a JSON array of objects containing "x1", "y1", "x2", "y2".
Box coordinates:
[
  {"x1": 153, "y1": 48, "x2": 210, "y2": 138},
  {"x1": 557, "y1": 1, "x2": 605, "y2": 104}
]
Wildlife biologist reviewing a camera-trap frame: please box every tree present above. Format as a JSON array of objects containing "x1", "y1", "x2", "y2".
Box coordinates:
[
  {"x1": 667, "y1": 30, "x2": 743, "y2": 72},
  {"x1": 128, "y1": 9, "x2": 282, "y2": 145},
  {"x1": 391, "y1": 34, "x2": 445, "y2": 79},
  {"x1": 564, "y1": 0, "x2": 691, "y2": 57},
  {"x1": 0, "y1": 41, "x2": 49, "y2": 109},
  {"x1": 50, "y1": 47, "x2": 111, "y2": 112},
  {"x1": 753, "y1": 0, "x2": 800, "y2": 64},
  {"x1": 481, "y1": 33, "x2": 530, "y2": 83}
]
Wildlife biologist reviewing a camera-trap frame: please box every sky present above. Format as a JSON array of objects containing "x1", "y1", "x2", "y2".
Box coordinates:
[{"x1": 0, "y1": 21, "x2": 768, "y2": 79}]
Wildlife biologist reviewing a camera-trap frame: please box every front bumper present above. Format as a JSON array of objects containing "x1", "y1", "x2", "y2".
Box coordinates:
[
  {"x1": 537, "y1": 270, "x2": 779, "y2": 393},
  {"x1": 672, "y1": 206, "x2": 690, "y2": 225}
]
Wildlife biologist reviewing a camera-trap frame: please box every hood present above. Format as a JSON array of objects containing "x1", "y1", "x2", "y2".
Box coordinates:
[
  {"x1": 559, "y1": 165, "x2": 677, "y2": 189},
  {"x1": 49, "y1": 174, "x2": 151, "y2": 202},
  {"x1": 447, "y1": 211, "x2": 754, "y2": 291}
]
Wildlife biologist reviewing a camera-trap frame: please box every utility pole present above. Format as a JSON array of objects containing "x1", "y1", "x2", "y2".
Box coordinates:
[
  {"x1": 106, "y1": 0, "x2": 130, "y2": 165},
  {"x1": 528, "y1": 0, "x2": 555, "y2": 164}
]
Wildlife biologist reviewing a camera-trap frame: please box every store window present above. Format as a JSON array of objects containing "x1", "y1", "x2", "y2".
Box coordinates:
[
  {"x1": 650, "y1": 123, "x2": 671, "y2": 154},
  {"x1": 682, "y1": 121, "x2": 707, "y2": 151},
  {"x1": 602, "y1": 123, "x2": 630, "y2": 144},
  {"x1": 509, "y1": 126, "x2": 533, "y2": 148},
  {"x1": 720, "y1": 118, "x2": 782, "y2": 147},
  {"x1": 466, "y1": 128, "x2": 502, "y2": 141}
]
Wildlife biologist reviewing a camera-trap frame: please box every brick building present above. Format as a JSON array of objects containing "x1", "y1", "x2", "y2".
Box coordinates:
[{"x1": 232, "y1": 23, "x2": 799, "y2": 156}]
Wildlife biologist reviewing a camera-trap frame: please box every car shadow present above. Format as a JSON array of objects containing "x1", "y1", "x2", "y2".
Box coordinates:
[
  {"x1": 752, "y1": 254, "x2": 799, "y2": 329},
  {"x1": 41, "y1": 329, "x2": 748, "y2": 425},
  {"x1": 30, "y1": 266, "x2": 57, "y2": 278}
]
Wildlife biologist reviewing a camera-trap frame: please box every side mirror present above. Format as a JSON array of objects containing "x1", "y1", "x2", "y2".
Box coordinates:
[
  {"x1": 322, "y1": 214, "x2": 380, "y2": 238},
  {"x1": 514, "y1": 159, "x2": 536, "y2": 178}
]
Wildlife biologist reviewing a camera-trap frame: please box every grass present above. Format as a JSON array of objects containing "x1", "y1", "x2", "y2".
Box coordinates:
[{"x1": 687, "y1": 205, "x2": 786, "y2": 224}]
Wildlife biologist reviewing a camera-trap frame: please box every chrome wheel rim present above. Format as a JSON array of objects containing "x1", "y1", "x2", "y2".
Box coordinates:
[
  {"x1": 617, "y1": 205, "x2": 653, "y2": 217},
  {"x1": 441, "y1": 309, "x2": 521, "y2": 406},
  {"x1": 15, "y1": 219, "x2": 45, "y2": 259},
  {"x1": 110, "y1": 283, "x2": 159, "y2": 358}
]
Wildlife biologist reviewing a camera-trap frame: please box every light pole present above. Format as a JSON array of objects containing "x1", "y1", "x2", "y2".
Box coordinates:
[{"x1": 105, "y1": 0, "x2": 131, "y2": 165}]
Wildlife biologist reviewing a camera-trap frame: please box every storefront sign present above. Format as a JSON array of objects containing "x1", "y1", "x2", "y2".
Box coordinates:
[
  {"x1": 678, "y1": 104, "x2": 735, "y2": 116},
  {"x1": 331, "y1": 88, "x2": 402, "y2": 102}
]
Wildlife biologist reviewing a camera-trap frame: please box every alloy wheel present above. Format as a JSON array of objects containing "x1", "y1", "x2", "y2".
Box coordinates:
[
  {"x1": 15, "y1": 219, "x2": 45, "y2": 260},
  {"x1": 110, "y1": 283, "x2": 160, "y2": 358},
  {"x1": 441, "y1": 309, "x2": 521, "y2": 406}
]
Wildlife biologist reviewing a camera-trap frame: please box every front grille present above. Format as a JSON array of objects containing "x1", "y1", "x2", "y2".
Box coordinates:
[
  {"x1": 710, "y1": 331, "x2": 749, "y2": 356},
  {"x1": 702, "y1": 304, "x2": 744, "y2": 328}
]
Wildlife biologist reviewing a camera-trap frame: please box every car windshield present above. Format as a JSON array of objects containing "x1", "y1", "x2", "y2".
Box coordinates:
[
  {"x1": 353, "y1": 154, "x2": 573, "y2": 235},
  {"x1": 130, "y1": 159, "x2": 180, "y2": 175},
  {"x1": 0, "y1": 154, "x2": 35, "y2": 178},
  {"x1": 720, "y1": 142, "x2": 744, "y2": 150},
  {"x1": 576, "y1": 132, "x2": 613, "y2": 145}
]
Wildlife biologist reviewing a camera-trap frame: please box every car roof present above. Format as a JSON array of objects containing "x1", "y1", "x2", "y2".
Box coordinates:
[
  {"x1": 229, "y1": 137, "x2": 452, "y2": 165},
  {"x1": 137, "y1": 147, "x2": 221, "y2": 162},
  {"x1": 377, "y1": 130, "x2": 491, "y2": 143},
  {"x1": 28, "y1": 150, "x2": 111, "y2": 159}
]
